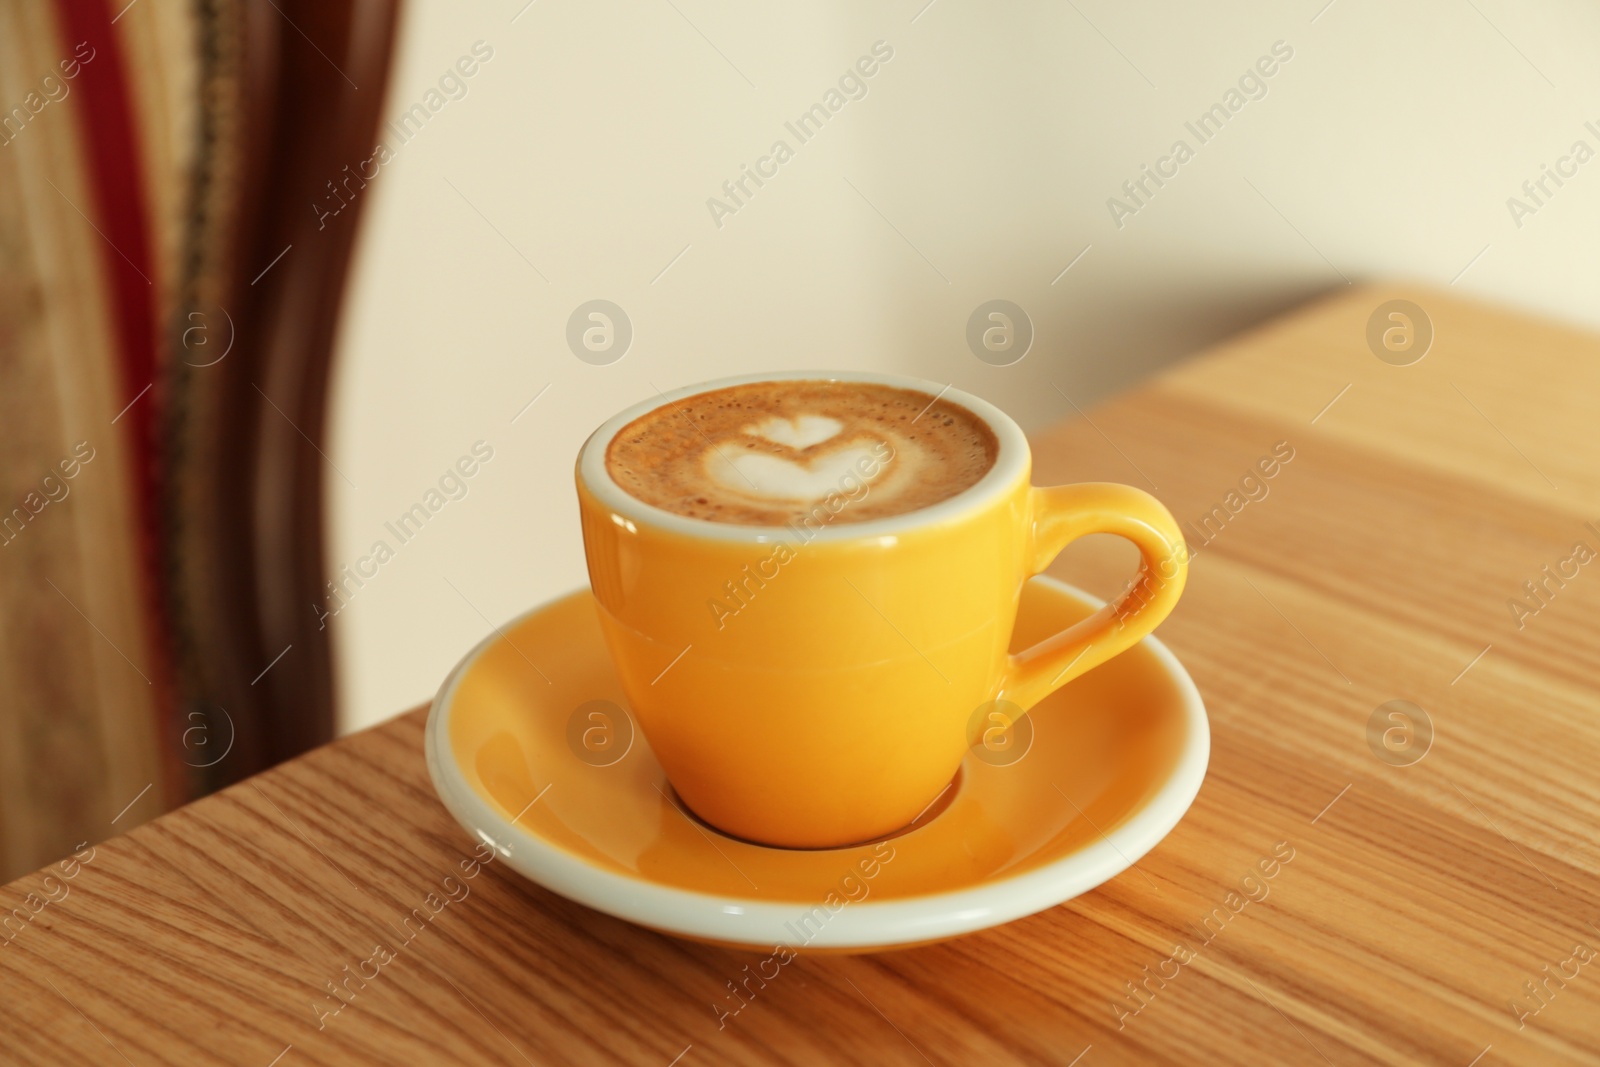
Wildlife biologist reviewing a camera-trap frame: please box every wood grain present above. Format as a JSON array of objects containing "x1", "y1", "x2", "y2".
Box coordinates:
[{"x1": 2, "y1": 286, "x2": 1598, "y2": 1065}]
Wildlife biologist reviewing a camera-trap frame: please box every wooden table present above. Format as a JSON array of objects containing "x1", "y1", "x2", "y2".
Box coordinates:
[{"x1": 4, "y1": 286, "x2": 1598, "y2": 1065}]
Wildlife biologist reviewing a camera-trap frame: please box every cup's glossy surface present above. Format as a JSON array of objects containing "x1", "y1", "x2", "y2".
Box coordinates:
[{"x1": 577, "y1": 372, "x2": 1187, "y2": 848}]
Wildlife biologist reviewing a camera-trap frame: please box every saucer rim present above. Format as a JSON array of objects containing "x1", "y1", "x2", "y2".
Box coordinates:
[{"x1": 425, "y1": 576, "x2": 1210, "y2": 950}]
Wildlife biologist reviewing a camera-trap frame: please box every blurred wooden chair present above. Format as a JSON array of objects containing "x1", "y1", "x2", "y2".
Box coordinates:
[{"x1": 0, "y1": 0, "x2": 398, "y2": 881}]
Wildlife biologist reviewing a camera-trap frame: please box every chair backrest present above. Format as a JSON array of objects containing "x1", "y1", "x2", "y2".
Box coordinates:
[{"x1": 0, "y1": 0, "x2": 398, "y2": 882}]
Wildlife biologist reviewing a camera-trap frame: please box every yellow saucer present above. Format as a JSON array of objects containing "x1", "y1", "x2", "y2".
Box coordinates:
[{"x1": 425, "y1": 576, "x2": 1208, "y2": 952}]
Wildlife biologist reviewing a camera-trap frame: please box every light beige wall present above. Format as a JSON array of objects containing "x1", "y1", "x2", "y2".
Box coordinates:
[{"x1": 329, "y1": 0, "x2": 1600, "y2": 731}]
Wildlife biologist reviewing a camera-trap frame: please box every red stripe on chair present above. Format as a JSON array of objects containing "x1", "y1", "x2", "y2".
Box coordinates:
[
  {"x1": 54, "y1": 1, "x2": 157, "y2": 405},
  {"x1": 54, "y1": 0, "x2": 180, "y2": 790}
]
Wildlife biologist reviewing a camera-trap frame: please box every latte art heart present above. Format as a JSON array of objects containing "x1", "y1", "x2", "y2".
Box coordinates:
[
  {"x1": 604, "y1": 380, "x2": 998, "y2": 525},
  {"x1": 747, "y1": 414, "x2": 842, "y2": 449},
  {"x1": 711, "y1": 443, "x2": 883, "y2": 501}
]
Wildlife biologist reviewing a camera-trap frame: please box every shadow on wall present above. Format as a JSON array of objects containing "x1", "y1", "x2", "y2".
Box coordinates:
[
  {"x1": 1040, "y1": 278, "x2": 1340, "y2": 409},
  {"x1": 870, "y1": 270, "x2": 1345, "y2": 433}
]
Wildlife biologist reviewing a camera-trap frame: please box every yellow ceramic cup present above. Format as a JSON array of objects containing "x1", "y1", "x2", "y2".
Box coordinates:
[{"x1": 576, "y1": 372, "x2": 1187, "y2": 849}]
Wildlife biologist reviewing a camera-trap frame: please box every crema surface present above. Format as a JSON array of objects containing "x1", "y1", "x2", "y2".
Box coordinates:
[{"x1": 604, "y1": 381, "x2": 998, "y2": 525}]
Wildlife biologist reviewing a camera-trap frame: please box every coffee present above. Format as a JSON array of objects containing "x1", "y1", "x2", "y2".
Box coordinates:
[{"x1": 605, "y1": 380, "x2": 998, "y2": 525}]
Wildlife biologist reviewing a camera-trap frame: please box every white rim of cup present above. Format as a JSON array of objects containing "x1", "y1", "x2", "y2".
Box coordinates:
[
  {"x1": 424, "y1": 577, "x2": 1210, "y2": 949},
  {"x1": 576, "y1": 370, "x2": 1032, "y2": 543}
]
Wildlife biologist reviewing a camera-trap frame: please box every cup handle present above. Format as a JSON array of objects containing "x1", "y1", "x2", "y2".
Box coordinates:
[{"x1": 997, "y1": 482, "x2": 1188, "y2": 712}]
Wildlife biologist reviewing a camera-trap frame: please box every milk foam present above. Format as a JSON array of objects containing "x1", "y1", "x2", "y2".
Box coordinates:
[
  {"x1": 604, "y1": 381, "x2": 998, "y2": 526},
  {"x1": 747, "y1": 414, "x2": 843, "y2": 449},
  {"x1": 711, "y1": 443, "x2": 884, "y2": 501}
]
